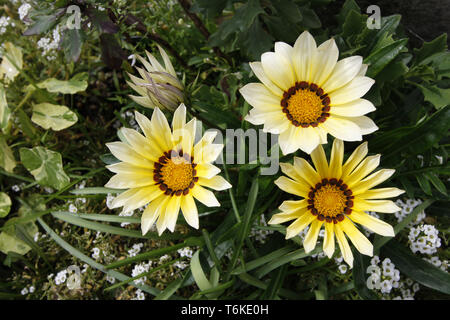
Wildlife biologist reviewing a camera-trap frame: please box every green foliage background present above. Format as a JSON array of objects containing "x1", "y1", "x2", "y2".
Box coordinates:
[{"x1": 0, "y1": 0, "x2": 448, "y2": 300}]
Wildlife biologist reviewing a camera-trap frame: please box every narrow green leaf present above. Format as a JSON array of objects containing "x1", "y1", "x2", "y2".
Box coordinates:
[
  {"x1": 364, "y1": 38, "x2": 408, "y2": 78},
  {"x1": 37, "y1": 218, "x2": 161, "y2": 296},
  {"x1": 382, "y1": 239, "x2": 450, "y2": 295},
  {"x1": 352, "y1": 248, "x2": 379, "y2": 300}
]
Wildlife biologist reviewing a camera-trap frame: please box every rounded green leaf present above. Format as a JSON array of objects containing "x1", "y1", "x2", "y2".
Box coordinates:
[
  {"x1": 31, "y1": 103, "x2": 78, "y2": 131},
  {"x1": 0, "y1": 192, "x2": 11, "y2": 218},
  {"x1": 19, "y1": 146, "x2": 70, "y2": 190},
  {"x1": 37, "y1": 72, "x2": 88, "y2": 94}
]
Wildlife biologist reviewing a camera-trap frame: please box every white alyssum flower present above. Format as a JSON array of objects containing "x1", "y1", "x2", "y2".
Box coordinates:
[
  {"x1": 177, "y1": 247, "x2": 193, "y2": 258},
  {"x1": 91, "y1": 247, "x2": 101, "y2": 260},
  {"x1": 250, "y1": 214, "x2": 274, "y2": 244},
  {"x1": 68, "y1": 203, "x2": 77, "y2": 213},
  {"x1": 131, "y1": 262, "x2": 152, "y2": 285},
  {"x1": 11, "y1": 185, "x2": 20, "y2": 192},
  {"x1": 21, "y1": 287, "x2": 29, "y2": 295},
  {"x1": 106, "y1": 275, "x2": 116, "y2": 284},
  {"x1": 408, "y1": 224, "x2": 441, "y2": 255},
  {"x1": 128, "y1": 243, "x2": 144, "y2": 257},
  {"x1": 338, "y1": 264, "x2": 348, "y2": 274},
  {"x1": 133, "y1": 289, "x2": 145, "y2": 300},
  {"x1": 18, "y1": 3, "x2": 32, "y2": 21},
  {"x1": 54, "y1": 269, "x2": 68, "y2": 285},
  {"x1": 394, "y1": 198, "x2": 425, "y2": 225}
]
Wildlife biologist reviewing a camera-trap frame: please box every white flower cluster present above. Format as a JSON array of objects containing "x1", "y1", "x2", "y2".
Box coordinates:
[
  {"x1": 128, "y1": 243, "x2": 144, "y2": 257},
  {"x1": 249, "y1": 214, "x2": 274, "y2": 244},
  {"x1": 20, "y1": 286, "x2": 35, "y2": 295},
  {"x1": 54, "y1": 269, "x2": 68, "y2": 285},
  {"x1": 132, "y1": 289, "x2": 146, "y2": 300},
  {"x1": 423, "y1": 256, "x2": 448, "y2": 272},
  {"x1": 18, "y1": 3, "x2": 32, "y2": 21},
  {"x1": 177, "y1": 247, "x2": 193, "y2": 258},
  {"x1": 0, "y1": 16, "x2": 15, "y2": 35},
  {"x1": 366, "y1": 256, "x2": 419, "y2": 299},
  {"x1": 174, "y1": 260, "x2": 189, "y2": 270},
  {"x1": 394, "y1": 198, "x2": 425, "y2": 224},
  {"x1": 36, "y1": 26, "x2": 61, "y2": 60},
  {"x1": 408, "y1": 224, "x2": 441, "y2": 255},
  {"x1": 131, "y1": 261, "x2": 152, "y2": 285},
  {"x1": 91, "y1": 247, "x2": 101, "y2": 260}
]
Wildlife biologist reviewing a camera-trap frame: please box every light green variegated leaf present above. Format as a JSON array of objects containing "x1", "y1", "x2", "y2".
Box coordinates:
[
  {"x1": 0, "y1": 231, "x2": 31, "y2": 255},
  {"x1": 0, "y1": 192, "x2": 11, "y2": 218},
  {"x1": 31, "y1": 103, "x2": 78, "y2": 131},
  {"x1": 19, "y1": 147, "x2": 70, "y2": 190},
  {"x1": 0, "y1": 42, "x2": 23, "y2": 83},
  {"x1": 0, "y1": 136, "x2": 16, "y2": 173},
  {"x1": 0, "y1": 83, "x2": 11, "y2": 132},
  {"x1": 37, "y1": 72, "x2": 88, "y2": 94}
]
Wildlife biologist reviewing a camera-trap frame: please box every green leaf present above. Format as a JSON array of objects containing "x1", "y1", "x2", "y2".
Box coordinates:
[
  {"x1": 414, "y1": 33, "x2": 448, "y2": 65},
  {"x1": 0, "y1": 42, "x2": 23, "y2": 82},
  {"x1": 0, "y1": 84, "x2": 10, "y2": 132},
  {"x1": 416, "y1": 173, "x2": 432, "y2": 195},
  {"x1": 37, "y1": 218, "x2": 161, "y2": 296},
  {"x1": 31, "y1": 103, "x2": 78, "y2": 131},
  {"x1": 23, "y1": 10, "x2": 62, "y2": 36},
  {"x1": 374, "y1": 105, "x2": 450, "y2": 161},
  {"x1": 61, "y1": 29, "x2": 84, "y2": 62},
  {"x1": 240, "y1": 19, "x2": 275, "y2": 60},
  {"x1": 70, "y1": 187, "x2": 125, "y2": 195},
  {"x1": 424, "y1": 172, "x2": 447, "y2": 195},
  {"x1": 0, "y1": 231, "x2": 31, "y2": 255},
  {"x1": 37, "y1": 73, "x2": 88, "y2": 94},
  {"x1": 19, "y1": 146, "x2": 70, "y2": 190},
  {"x1": 352, "y1": 248, "x2": 379, "y2": 300},
  {"x1": 337, "y1": 0, "x2": 360, "y2": 25},
  {"x1": 364, "y1": 39, "x2": 408, "y2": 78},
  {"x1": 416, "y1": 84, "x2": 450, "y2": 110},
  {"x1": 0, "y1": 136, "x2": 16, "y2": 173},
  {"x1": 382, "y1": 240, "x2": 450, "y2": 295},
  {"x1": 0, "y1": 192, "x2": 11, "y2": 218}
]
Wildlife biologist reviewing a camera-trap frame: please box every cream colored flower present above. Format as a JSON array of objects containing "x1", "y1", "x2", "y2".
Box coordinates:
[
  {"x1": 240, "y1": 31, "x2": 378, "y2": 155},
  {"x1": 127, "y1": 45, "x2": 184, "y2": 111},
  {"x1": 269, "y1": 139, "x2": 404, "y2": 267},
  {"x1": 105, "y1": 104, "x2": 231, "y2": 235}
]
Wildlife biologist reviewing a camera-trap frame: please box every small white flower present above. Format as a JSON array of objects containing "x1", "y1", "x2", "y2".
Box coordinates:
[
  {"x1": 18, "y1": 3, "x2": 32, "y2": 21},
  {"x1": 69, "y1": 203, "x2": 77, "y2": 213},
  {"x1": 370, "y1": 256, "x2": 380, "y2": 266},
  {"x1": 338, "y1": 264, "x2": 348, "y2": 274},
  {"x1": 380, "y1": 280, "x2": 393, "y2": 294},
  {"x1": 20, "y1": 287, "x2": 29, "y2": 295}
]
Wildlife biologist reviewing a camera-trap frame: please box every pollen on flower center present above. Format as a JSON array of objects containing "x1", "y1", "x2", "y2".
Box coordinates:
[
  {"x1": 281, "y1": 81, "x2": 331, "y2": 128},
  {"x1": 307, "y1": 178, "x2": 354, "y2": 223},
  {"x1": 153, "y1": 150, "x2": 198, "y2": 196}
]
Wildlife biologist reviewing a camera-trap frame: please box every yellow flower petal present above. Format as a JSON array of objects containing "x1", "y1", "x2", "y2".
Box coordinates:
[
  {"x1": 328, "y1": 76, "x2": 375, "y2": 106},
  {"x1": 310, "y1": 144, "x2": 328, "y2": 178},
  {"x1": 346, "y1": 154, "x2": 381, "y2": 188},
  {"x1": 353, "y1": 199, "x2": 401, "y2": 213},
  {"x1": 191, "y1": 185, "x2": 220, "y2": 207},
  {"x1": 181, "y1": 194, "x2": 199, "y2": 229},
  {"x1": 293, "y1": 157, "x2": 321, "y2": 187},
  {"x1": 249, "y1": 61, "x2": 284, "y2": 97},
  {"x1": 323, "y1": 222, "x2": 335, "y2": 258},
  {"x1": 293, "y1": 31, "x2": 317, "y2": 82},
  {"x1": 352, "y1": 169, "x2": 396, "y2": 195},
  {"x1": 340, "y1": 217, "x2": 373, "y2": 257},
  {"x1": 321, "y1": 116, "x2": 363, "y2": 142},
  {"x1": 330, "y1": 99, "x2": 376, "y2": 117},
  {"x1": 279, "y1": 199, "x2": 308, "y2": 212},
  {"x1": 349, "y1": 210, "x2": 395, "y2": 237},
  {"x1": 341, "y1": 141, "x2": 368, "y2": 180},
  {"x1": 274, "y1": 176, "x2": 310, "y2": 198},
  {"x1": 165, "y1": 195, "x2": 181, "y2": 232},
  {"x1": 313, "y1": 39, "x2": 339, "y2": 86},
  {"x1": 303, "y1": 219, "x2": 324, "y2": 253},
  {"x1": 321, "y1": 56, "x2": 363, "y2": 93},
  {"x1": 334, "y1": 223, "x2": 354, "y2": 268},
  {"x1": 269, "y1": 207, "x2": 307, "y2": 225},
  {"x1": 105, "y1": 172, "x2": 155, "y2": 189},
  {"x1": 261, "y1": 51, "x2": 295, "y2": 91},
  {"x1": 358, "y1": 187, "x2": 405, "y2": 199},
  {"x1": 141, "y1": 195, "x2": 168, "y2": 235},
  {"x1": 285, "y1": 213, "x2": 315, "y2": 239},
  {"x1": 198, "y1": 176, "x2": 232, "y2": 191},
  {"x1": 328, "y1": 138, "x2": 344, "y2": 179},
  {"x1": 106, "y1": 142, "x2": 154, "y2": 169},
  {"x1": 195, "y1": 163, "x2": 221, "y2": 179}
]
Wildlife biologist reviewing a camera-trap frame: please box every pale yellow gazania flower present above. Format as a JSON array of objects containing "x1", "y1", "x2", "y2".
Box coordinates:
[
  {"x1": 269, "y1": 139, "x2": 404, "y2": 267},
  {"x1": 240, "y1": 31, "x2": 378, "y2": 155},
  {"x1": 104, "y1": 104, "x2": 232, "y2": 235},
  {"x1": 127, "y1": 45, "x2": 184, "y2": 111}
]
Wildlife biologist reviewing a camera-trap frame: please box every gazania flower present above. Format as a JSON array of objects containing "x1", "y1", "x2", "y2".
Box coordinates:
[
  {"x1": 105, "y1": 104, "x2": 231, "y2": 235},
  {"x1": 127, "y1": 45, "x2": 184, "y2": 111},
  {"x1": 240, "y1": 31, "x2": 378, "y2": 155},
  {"x1": 269, "y1": 139, "x2": 404, "y2": 267}
]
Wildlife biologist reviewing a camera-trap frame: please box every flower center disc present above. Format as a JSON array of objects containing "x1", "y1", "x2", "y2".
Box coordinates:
[
  {"x1": 161, "y1": 157, "x2": 193, "y2": 191},
  {"x1": 281, "y1": 82, "x2": 331, "y2": 128},
  {"x1": 153, "y1": 150, "x2": 198, "y2": 196},
  {"x1": 307, "y1": 178, "x2": 354, "y2": 223},
  {"x1": 313, "y1": 184, "x2": 347, "y2": 217}
]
